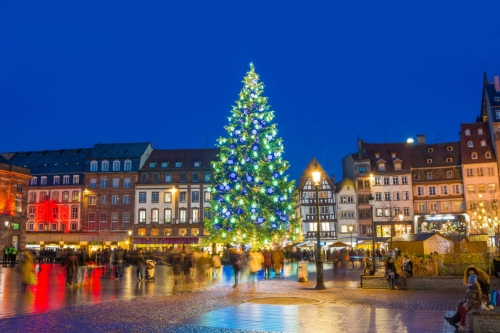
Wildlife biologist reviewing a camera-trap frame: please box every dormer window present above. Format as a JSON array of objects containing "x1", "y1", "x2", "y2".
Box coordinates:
[
  {"x1": 391, "y1": 152, "x2": 397, "y2": 158},
  {"x1": 427, "y1": 172, "x2": 432, "y2": 180},
  {"x1": 427, "y1": 147, "x2": 433, "y2": 152},
  {"x1": 149, "y1": 162, "x2": 156, "y2": 168},
  {"x1": 467, "y1": 141, "x2": 473, "y2": 147},
  {"x1": 446, "y1": 157, "x2": 453, "y2": 162},
  {"x1": 394, "y1": 161, "x2": 402, "y2": 171},
  {"x1": 480, "y1": 140, "x2": 486, "y2": 147},
  {"x1": 447, "y1": 146, "x2": 453, "y2": 151},
  {"x1": 465, "y1": 129, "x2": 471, "y2": 136},
  {"x1": 194, "y1": 161, "x2": 201, "y2": 167},
  {"x1": 471, "y1": 152, "x2": 478, "y2": 159},
  {"x1": 377, "y1": 161, "x2": 385, "y2": 171},
  {"x1": 161, "y1": 162, "x2": 169, "y2": 168},
  {"x1": 414, "y1": 173, "x2": 419, "y2": 180},
  {"x1": 176, "y1": 162, "x2": 183, "y2": 167},
  {"x1": 427, "y1": 159, "x2": 432, "y2": 164},
  {"x1": 485, "y1": 152, "x2": 492, "y2": 158},
  {"x1": 478, "y1": 128, "x2": 484, "y2": 135},
  {"x1": 358, "y1": 154, "x2": 363, "y2": 159},
  {"x1": 374, "y1": 153, "x2": 381, "y2": 159},
  {"x1": 90, "y1": 160, "x2": 98, "y2": 171},
  {"x1": 101, "y1": 160, "x2": 109, "y2": 171}
]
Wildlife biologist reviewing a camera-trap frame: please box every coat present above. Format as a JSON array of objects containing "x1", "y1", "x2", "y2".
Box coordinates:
[
  {"x1": 271, "y1": 249, "x2": 284, "y2": 271},
  {"x1": 263, "y1": 250, "x2": 272, "y2": 267}
]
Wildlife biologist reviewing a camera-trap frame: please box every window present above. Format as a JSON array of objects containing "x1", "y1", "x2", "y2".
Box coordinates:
[
  {"x1": 403, "y1": 208, "x2": 410, "y2": 216},
  {"x1": 485, "y1": 152, "x2": 492, "y2": 158},
  {"x1": 394, "y1": 192, "x2": 400, "y2": 201},
  {"x1": 441, "y1": 185, "x2": 448, "y2": 195},
  {"x1": 447, "y1": 146, "x2": 453, "y2": 151},
  {"x1": 192, "y1": 191, "x2": 199, "y2": 202},
  {"x1": 124, "y1": 178, "x2": 131, "y2": 188},
  {"x1": 427, "y1": 147, "x2": 433, "y2": 152},
  {"x1": 384, "y1": 208, "x2": 391, "y2": 217},
  {"x1": 192, "y1": 173, "x2": 199, "y2": 182},
  {"x1": 180, "y1": 192, "x2": 186, "y2": 202},
  {"x1": 62, "y1": 175, "x2": 69, "y2": 184},
  {"x1": 180, "y1": 209, "x2": 187, "y2": 223},
  {"x1": 90, "y1": 179, "x2": 97, "y2": 188},
  {"x1": 192, "y1": 208, "x2": 199, "y2": 222},
  {"x1": 38, "y1": 223, "x2": 44, "y2": 231},
  {"x1": 478, "y1": 184, "x2": 485, "y2": 193},
  {"x1": 204, "y1": 173, "x2": 212, "y2": 182},
  {"x1": 62, "y1": 191, "x2": 69, "y2": 202},
  {"x1": 384, "y1": 192, "x2": 391, "y2": 201},
  {"x1": 489, "y1": 183, "x2": 496, "y2": 193},
  {"x1": 465, "y1": 129, "x2": 471, "y2": 135},
  {"x1": 467, "y1": 141, "x2": 473, "y2": 147},
  {"x1": 164, "y1": 209, "x2": 172, "y2": 222},
  {"x1": 72, "y1": 191, "x2": 79, "y2": 201},
  {"x1": 152, "y1": 192, "x2": 159, "y2": 203},
  {"x1": 29, "y1": 206, "x2": 35, "y2": 219},
  {"x1": 111, "y1": 213, "x2": 119, "y2": 230},
  {"x1": 30, "y1": 177, "x2": 37, "y2": 186},
  {"x1": 165, "y1": 174, "x2": 172, "y2": 182},
  {"x1": 123, "y1": 195, "x2": 130, "y2": 205},
  {"x1": 488, "y1": 167, "x2": 495, "y2": 176},
  {"x1": 51, "y1": 223, "x2": 57, "y2": 231},
  {"x1": 180, "y1": 173, "x2": 187, "y2": 182},
  {"x1": 149, "y1": 162, "x2": 156, "y2": 168},
  {"x1": 161, "y1": 162, "x2": 169, "y2": 168},
  {"x1": 378, "y1": 162, "x2": 385, "y2": 171},
  {"x1": 392, "y1": 177, "x2": 399, "y2": 185},
  {"x1": 427, "y1": 172, "x2": 432, "y2": 180},
  {"x1": 151, "y1": 209, "x2": 159, "y2": 223},
  {"x1": 140, "y1": 173, "x2": 148, "y2": 183},
  {"x1": 41, "y1": 176, "x2": 47, "y2": 185},
  {"x1": 52, "y1": 191, "x2": 59, "y2": 201},
  {"x1": 204, "y1": 207, "x2": 211, "y2": 219},
  {"x1": 394, "y1": 162, "x2": 402, "y2": 171},
  {"x1": 139, "y1": 209, "x2": 146, "y2": 223},
  {"x1": 427, "y1": 159, "x2": 432, "y2": 164},
  {"x1": 100, "y1": 195, "x2": 107, "y2": 205},
  {"x1": 40, "y1": 192, "x2": 47, "y2": 201},
  {"x1": 102, "y1": 160, "x2": 109, "y2": 171},
  {"x1": 112, "y1": 178, "x2": 120, "y2": 188},
  {"x1": 429, "y1": 186, "x2": 436, "y2": 195},
  {"x1": 101, "y1": 179, "x2": 108, "y2": 188},
  {"x1": 176, "y1": 162, "x2": 183, "y2": 167},
  {"x1": 124, "y1": 160, "x2": 132, "y2": 171},
  {"x1": 204, "y1": 191, "x2": 211, "y2": 202},
  {"x1": 122, "y1": 213, "x2": 130, "y2": 230},
  {"x1": 112, "y1": 195, "x2": 119, "y2": 205},
  {"x1": 480, "y1": 140, "x2": 486, "y2": 146},
  {"x1": 113, "y1": 160, "x2": 120, "y2": 171},
  {"x1": 417, "y1": 187, "x2": 424, "y2": 196},
  {"x1": 138, "y1": 228, "x2": 146, "y2": 236},
  {"x1": 89, "y1": 196, "x2": 96, "y2": 205},
  {"x1": 90, "y1": 160, "x2": 98, "y2": 171},
  {"x1": 100, "y1": 213, "x2": 107, "y2": 224},
  {"x1": 364, "y1": 180, "x2": 370, "y2": 188},
  {"x1": 394, "y1": 208, "x2": 401, "y2": 215},
  {"x1": 401, "y1": 176, "x2": 407, "y2": 185},
  {"x1": 28, "y1": 223, "x2": 34, "y2": 231},
  {"x1": 139, "y1": 192, "x2": 146, "y2": 203},
  {"x1": 383, "y1": 177, "x2": 390, "y2": 185},
  {"x1": 477, "y1": 168, "x2": 484, "y2": 176},
  {"x1": 446, "y1": 158, "x2": 452, "y2": 162},
  {"x1": 308, "y1": 207, "x2": 316, "y2": 215},
  {"x1": 414, "y1": 173, "x2": 419, "y2": 180},
  {"x1": 453, "y1": 185, "x2": 460, "y2": 194},
  {"x1": 376, "y1": 208, "x2": 383, "y2": 217},
  {"x1": 403, "y1": 191, "x2": 409, "y2": 200},
  {"x1": 447, "y1": 171, "x2": 453, "y2": 178},
  {"x1": 478, "y1": 128, "x2": 484, "y2": 135},
  {"x1": 164, "y1": 192, "x2": 172, "y2": 203},
  {"x1": 374, "y1": 177, "x2": 381, "y2": 185},
  {"x1": 194, "y1": 161, "x2": 201, "y2": 167},
  {"x1": 471, "y1": 152, "x2": 478, "y2": 159},
  {"x1": 375, "y1": 193, "x2": 382, "y2": 201},
  {"x1": 468, "y1": 185, "x2": 475, "y2": 193},
  {"x1": 152, "y1": 173, "x2": 160, "y2": 183},
  {"x1": 466, "y1": 169, "x2": 473, "y2": 177},
  {"x1": 71, "y1": 206, "x2": 78, "y2": 219},
  {"x1": 53, "y1": 176, "x2": 60, "y2": 185},
  {"x1": 340, "y1": 211, "x2": 354, "y2": 219},
  {"x1": 88, "y1": 214, "x2": 96, "y2": 231},
  {"x1": 73, "y1": 175, "x2": 80, "y2": 184}
]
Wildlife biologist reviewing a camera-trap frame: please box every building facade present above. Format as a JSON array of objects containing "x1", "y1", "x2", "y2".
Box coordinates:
[
  {"x1": 133, "y1": 148, "x2": 218, "y2": 250},
  {"x1": 335, "y1": 178, "x2": 357, "y2": 246}
]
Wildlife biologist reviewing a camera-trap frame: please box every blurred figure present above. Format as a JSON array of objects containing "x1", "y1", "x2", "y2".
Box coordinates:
[
  {"x1": 17, "y1": 250, "x2": 36, "y2": 286},
  {"x1": 229, "y1": 247, "x2": 245, "y2": 287},
  {"x1": 271, "y1": 247, "x2": 284, "y2": 277},
  {"x1": 263, "y1": 248, "x2": 272, "y2": 279},
  {"x1": 136, "y1": 249, "x2": 146, "y2": 282},
  {"x1": 211, "y1": 252, "x2": 222, "y2": 278},
  {"x1": 114, "y1": 247, "x2": 125, "y2": 280},
  {"x1": 248, "y1": 250, "x2": 262, "y2": 282},
  {"x1": 63, "y1": 249, "x2": 78, "y2": 287}
]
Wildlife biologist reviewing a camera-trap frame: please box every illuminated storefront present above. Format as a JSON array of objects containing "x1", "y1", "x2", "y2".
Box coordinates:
[{"x1": 414, "y1": 214, "x2": 468, "y2": 235}]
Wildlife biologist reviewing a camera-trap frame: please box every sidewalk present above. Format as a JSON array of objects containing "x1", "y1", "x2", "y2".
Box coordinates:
[{"x1": 0, "y1": 262, "x2": 462, "y2": 332}]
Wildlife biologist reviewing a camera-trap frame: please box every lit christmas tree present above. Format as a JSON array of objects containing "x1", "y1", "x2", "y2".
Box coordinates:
[{"x1": 206, "y1": 64, "x2": 299, "y2": 247}]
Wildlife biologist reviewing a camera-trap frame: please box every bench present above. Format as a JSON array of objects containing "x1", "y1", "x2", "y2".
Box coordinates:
[{"x1": 361, "y1": 275, "x2": 500, "y2": 290}]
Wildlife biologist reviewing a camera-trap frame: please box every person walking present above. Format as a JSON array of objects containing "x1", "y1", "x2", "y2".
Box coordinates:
[
  {"x1": 210, "y1": 252, "x2": 222, "y2": 278},
  {"x1": 399, "y1": 255, "x2": 413, "y2": 290},
  {"x1": 136, "y1": 249, "x2": 146, "y2": 282},
  {"x1": 262, "y1": 248, "x2": 272, "y2": 279},
  {"x1": 17, "y1": 250, "x2": 36, "y2": 286},
  {"x1": 229, "y1": 247, "x2": 244, "y2": 287},
  {"x1": 114, "y1": 247, "x2": 125, "y2": 280},
  {"x1": 271, "y1": 247, "x2": 284, "y2": 277},
  {"x1": 9, "y1": 245, "x2": 17, "y2": 267},
  {"x1": 63, "y1": 249, "x2": 78, "y2": 287},
  {"x1": 384, "y1": 257, "x2": 399, "y2": 290}
]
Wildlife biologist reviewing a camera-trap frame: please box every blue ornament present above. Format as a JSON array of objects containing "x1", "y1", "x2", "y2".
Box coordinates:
[
  {"x1": 267, "y1": 135, "x2": 273, "y2": 140},
  {"x1": 243, "y1": 108, "x2": 248, "y2": 114},
  {"x1": 281, "y1": 215, "x2": 287, "y2": 221},
  {"x1": 267, "y1": 187, "x2": 274, "y2": 194},
  {"x1": 242, "y1": 187, "x2": 248, "y2": 195},
  {"x1": 273, "y1": 172, "x2": 279, "y2": 178},
  {"x1": 230, "y1": 172, "x2": 237, "y2": 180},
  {"x1": 217, "y1": 195, "x2": 224, "y2": 202},
  {"x1": 252, "y1": 103, "x2": 257, "y2": 109},
  {"x1": 245, "y1": 156, "x2": 250, "y2": 162},
  {"x1": 252, "y1": 145, "x2": 259, "y2": 151},
  {"x1": 225, "y1": 227, "x2": 232, "y2": 231},
  {"x1": 239, "y1": 137, "x2": 245, "y2": 143},
  {"x1": 214, "y1": 224, "x2": 220, "y2": 230},
  {"x1": 271, "y1": 223, "x2": 277, "y2": 228},
  {"x1": 230, "y1": 144, "x2": 235, "y2": 149},
  {"x1": 228, "y1": 159, "x2": 234, "y2": 165},
  {"x1": 276, "y1": 210, "x2": 282, "y2": 216},
  {"x1": 236, "y1": 208, "x2": 243, "y2": 214},
  {"x1": 279, "y1": 196, "x2": 285, "y2": 202},
  {"x1": 250, "y1": 207, "x2": 258, "y2": 214},
  {"x1": 252, "y1": 129, "x2": 257, "y2": 135},
  {"x1": 257, "y1": 217, "x2": 265, "y2": 224},
  {"x1": 267, "y1": 154, "x2": 273, "y2": 160},
  {"x1": 225, "y1": 211, "x2": 231, "y2": 217},
  {"x1": 224, "y1": 185, "x2": 230, "y2": 191},
  {"x1": 218, "y1": 185, "x2": 225, "y2": 191},
  {"x1": 234, "y1": 129, "x2": 240, "y2": 135},
  {"x1": 246, "y1": 175, "x2": 253, "y2": 182}
]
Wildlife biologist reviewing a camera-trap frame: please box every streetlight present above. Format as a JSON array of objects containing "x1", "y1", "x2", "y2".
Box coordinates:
[
  {"x1": 312, "y1": 165, "x2": 326, "y2": 290},
  {"x1": 368, "y1": 193, "x2": 377, "y2": 270},
  {"x1": 128, "y1": 230, "x2": 133, "y2": 250},
  {"x1": 4, "y1": 221, "x2": 11, "y2": 248},
  {"x1": 348, "y1": 225, "x2": 354, "y2": 248}
]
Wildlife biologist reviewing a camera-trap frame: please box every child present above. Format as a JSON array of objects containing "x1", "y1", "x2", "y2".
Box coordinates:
[{"x1": 458, "y1": 273, "x2": 482, "y2": 331}]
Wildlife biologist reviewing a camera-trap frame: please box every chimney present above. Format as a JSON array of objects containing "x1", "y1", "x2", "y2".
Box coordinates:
[
  {"x1": 494, "y1": 76, "x2": 500, "y2": 92},
  {"x1": 417, "y1": 134, "x2": 426, "y2": 145},
  {"x1": 357, "y1": 139, "x2": 363, "y2": 151}
]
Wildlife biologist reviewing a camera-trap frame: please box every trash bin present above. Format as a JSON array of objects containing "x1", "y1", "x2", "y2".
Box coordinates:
[{"x1": 298, "y1": 260, "x2": 308, "y2": 282}]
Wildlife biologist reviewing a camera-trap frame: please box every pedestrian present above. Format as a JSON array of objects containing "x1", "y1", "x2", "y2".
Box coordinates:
[
  {"x1": 456, "y1": 271, "x2": 483, "y2": 332},
  {"x1": 338, "y1": 249, "x2": 347, "y2": 277},
  {"x1": 248, "y1": 250, "x2": 262, "y2": 282},
  {"x1": 271, "y1": 247, "x2": 284, "y2": 277},
  {"x1": 9, "y1": 245, "x2": 17, "y2": 267},
  {"x1": 114, "y1": 247, "x2": 125, "y2": 280},
  {"x1": 349, "y1": 248, "x2": 356, "y2": 269},
  {"x1": 172, "y1": 252, "x2": 183, "y2": 291},
  {"x1": 63, "y1": 249, "x2": 78, "y2": 287},
  {"x1": 262, "y1": 248, "x2": 272, "y2": 279},
  {"x1": 211, "y1": 252, "x2": 222, "y2": 278},
  {"x1": 136, "y1": 249, "x2": 146, "y2": 282},
  {"x1": 384, "y1": 257, "x2": 399, "y2": 290},
  {"x1": 76, "y1": 249, "x2": 88, "y2": 287},
  {"x1": 229, "y1": 247, "x2": 244, "y2": 287},
  {"x1": 399, "y1": 255, "x2": 413, "y2": 290},
  {"x1": 16, "y1": 250, "x2": 36, "y2": 286}
]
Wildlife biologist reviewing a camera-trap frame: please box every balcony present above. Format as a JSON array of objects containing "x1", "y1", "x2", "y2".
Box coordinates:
[
  {"x1": 301, "y1": 197, "x2": 334, "y2": 205},
  {"x1": 302, "y1": 214, "x2": 335, "y2": 223},
  {"x1": 304, "y1": 231, "x2": 337, "y2": 239}
]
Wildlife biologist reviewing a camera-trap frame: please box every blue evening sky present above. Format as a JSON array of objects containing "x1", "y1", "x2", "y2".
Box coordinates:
[{"x1": 1, "y1": 1, "x2": 500, "y2": 182}]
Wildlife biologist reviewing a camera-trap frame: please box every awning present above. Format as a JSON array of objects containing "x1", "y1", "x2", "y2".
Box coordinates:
[
  {"x1": 26, "y1": 232, "x2": 129, "y2": 243},
  {"x1": 133, "y1": 237, "x2": 199, "y2": 244}
]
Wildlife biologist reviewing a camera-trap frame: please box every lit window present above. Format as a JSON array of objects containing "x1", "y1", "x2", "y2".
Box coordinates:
[
  {"x1": 124, "y1": 160, "x2": 132, "y2": 171},
  {"x1": 90, "y1": 160, "x2": 98, "y2": 171},
  {"x1": 113, "y1": 160, "x2": 120, "y2": 171}
]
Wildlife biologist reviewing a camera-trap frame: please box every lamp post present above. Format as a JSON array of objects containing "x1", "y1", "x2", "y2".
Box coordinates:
[
  {"x1": 312, "y1": 166, "x2": 326, "y2": 290},
  {"x1": 368, "y1": 194, "x2": 377, "y2": 270},
  {"x1": 128, "y1": 230, "x2": 133, "y2": 250},
  {"x1": 349, "y1": 225, "x2": 354, "y2": 248}
]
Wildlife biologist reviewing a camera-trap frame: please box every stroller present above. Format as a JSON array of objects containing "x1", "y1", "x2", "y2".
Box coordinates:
[{"x1": 145, "y1": 259, "x2": 156, "y2": 282}]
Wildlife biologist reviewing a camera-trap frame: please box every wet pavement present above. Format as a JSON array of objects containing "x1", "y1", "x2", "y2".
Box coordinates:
[{"x1": 0, "y1": 262, "x2": 464, "y2": 332}]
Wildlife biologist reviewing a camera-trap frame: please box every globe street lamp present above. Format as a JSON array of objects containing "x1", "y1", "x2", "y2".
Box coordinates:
[
  {"x1": 368, "y1": 193, "x2": 377, "y2": 270},
  {"x1": 349, "y1": 225, "x2": 354, "y2": 248},
  {"x1": 4, "y1": 221, "x2": 11, "y2": 247},
  {"x1": 312, "y1": 166, "x2": 326, "y2": 290}
]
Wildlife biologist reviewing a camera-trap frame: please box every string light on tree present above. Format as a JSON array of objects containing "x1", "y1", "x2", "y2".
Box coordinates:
[{"x1": 205, "y1": 63, "x2": 299, "y2": 247}]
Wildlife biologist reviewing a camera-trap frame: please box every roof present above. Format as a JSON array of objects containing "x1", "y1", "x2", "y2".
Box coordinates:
[
  {"x1": 460, "y1": 123, "x2": 496, "y2": 164},
  {"x1": 412, "y1": 141, "x2": 461, "y2": 168},
  {"x1": 89, "y1": 142, "x2": 151, "y2": 159},
  {"x1": 392, "y1": 233, "x2": 452, "y2": 242},
  {"x1": 142, "y1": 148, "x2": 219, "y2": 170},
  {"x1": 297, "y1": 157, "x2": 335, "y2": 190},
  {"x1": 334, "y1": 178, "x2": 355, "y2": 193},
  {"x1": 361, "y1": 142, "x2": 413, "y2": 172},
  {"x1": 6, "y1": 148, "x2": 91, "y2": 174}
]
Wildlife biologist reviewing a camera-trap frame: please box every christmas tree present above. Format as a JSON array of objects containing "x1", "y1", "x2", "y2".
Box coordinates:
[{"x1": 206, "y1": 64, "x2": 299, "y2": 247}]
